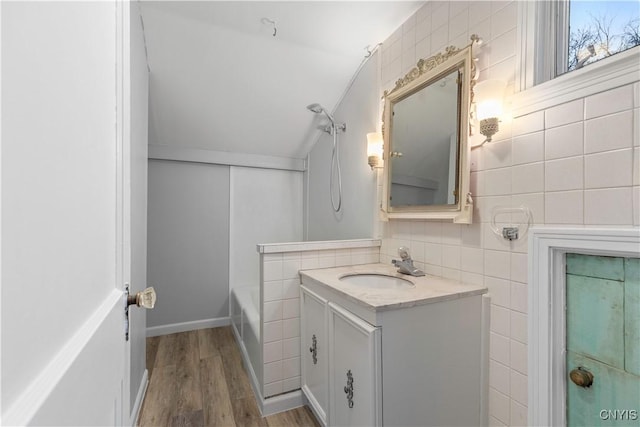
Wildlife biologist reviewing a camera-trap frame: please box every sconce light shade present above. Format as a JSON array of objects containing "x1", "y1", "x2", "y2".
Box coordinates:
[
  {"x1": 474, "y1": 79, "x2": 506, "y2": 142},
  {"x1": 367, "y1": 132, "x2": 383, "y2": 170}
]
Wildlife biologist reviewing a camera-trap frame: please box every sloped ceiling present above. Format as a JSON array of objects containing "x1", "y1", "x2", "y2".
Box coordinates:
[{"x1": 140, "y1": 1, "x2": 423, "y2": 159}]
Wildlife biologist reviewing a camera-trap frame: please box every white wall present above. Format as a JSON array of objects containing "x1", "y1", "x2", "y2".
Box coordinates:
[
  {"x1": 229, "y1": 166, "x2": 303, "y2": 291},
  {"x1": 147, "y1": 160, "x2": 231, "y2": 330},
  {"x1": 146, "y1": 159, "x2": 304, "y2": 334},
  {"x1": 375, "y1": 2, "x2": 640, "y2": 426},
  {"x1": 305, "y1": 51, "x2": 380, "y2": 240}
]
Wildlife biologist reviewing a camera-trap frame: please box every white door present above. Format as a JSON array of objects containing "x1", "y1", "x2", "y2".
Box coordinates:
[
  {"x1": 328, "y1": 303, "x2": 382, "y2": 427},
  {"x1": 1, "y1": 2, "x2": 147, "y2": 425},
  {"x1": 301, "y1": 286, "x2": 329, "y2": 426}
]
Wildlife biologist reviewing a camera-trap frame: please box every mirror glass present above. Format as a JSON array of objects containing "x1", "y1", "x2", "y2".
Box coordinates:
[
  {"x1": 381, "y1": 43, "x2": 474, "y2": 223},
  {"x1": 389, "y1": 69, "x2": 460, "y2": 207}
]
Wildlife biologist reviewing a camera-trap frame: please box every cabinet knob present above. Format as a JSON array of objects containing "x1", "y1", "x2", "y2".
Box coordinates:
[{"x1": 569, "y1": 367, "x2": 594, "y2": 388}]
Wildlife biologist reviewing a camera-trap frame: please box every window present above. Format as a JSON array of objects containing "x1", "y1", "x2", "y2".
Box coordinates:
[
  {"x1": 564, "y1": 1, "x2": 640, "y2": 73},
  {"x1": 514, "y1": 0, "x2": 640, "y2": 115}
]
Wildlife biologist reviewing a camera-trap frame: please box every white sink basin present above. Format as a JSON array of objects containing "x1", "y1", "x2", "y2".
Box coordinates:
[{"x1": 339, "y1": 273, "x2": 415, "y2": 289}]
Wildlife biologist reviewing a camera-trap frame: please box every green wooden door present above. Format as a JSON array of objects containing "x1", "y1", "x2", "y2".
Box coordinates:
[{"x1": 566, "y1": 255, "x2": 640, "y2": 426}]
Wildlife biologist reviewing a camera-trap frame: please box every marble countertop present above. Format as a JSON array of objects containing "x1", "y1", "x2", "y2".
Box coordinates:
[{"x1": 300, "y1": 263, "x2": 487, "y2": 312}]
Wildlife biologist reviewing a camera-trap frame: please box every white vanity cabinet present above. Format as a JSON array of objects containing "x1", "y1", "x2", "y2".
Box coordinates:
[
  {"x1": 300, "y1": 286, "x2": 329, "y2": 425},
  {"x1": 301, "y1": 287, "x2": 382, "y2": 427},
  {"x1": 300, "y1": 265, "x2": 489, "y2": 427}
]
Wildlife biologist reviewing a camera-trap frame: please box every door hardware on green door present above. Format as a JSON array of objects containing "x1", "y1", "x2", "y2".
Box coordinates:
[{"x1": 569, "y1": 367, "x2": 594, "y2": 388}]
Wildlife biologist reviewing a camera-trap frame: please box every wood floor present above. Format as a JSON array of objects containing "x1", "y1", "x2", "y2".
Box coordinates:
[{"x1": 137, "y1": 326, "x2": 320, "y2": 427}]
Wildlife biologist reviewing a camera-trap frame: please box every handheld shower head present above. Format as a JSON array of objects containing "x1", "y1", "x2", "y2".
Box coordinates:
[
  {"x1": 306, "y1": 103, "x2": 324, "y2": 114},
  {"x1": 306, "y1": 102, "x2": 335, "y2": 125}
]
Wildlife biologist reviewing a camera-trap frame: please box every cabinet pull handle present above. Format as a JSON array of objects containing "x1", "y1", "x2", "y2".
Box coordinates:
[
  {"x1": 344, "y1": 369, "x2": 354, "y2": 408},
  {"x1": 309, "y1": 334, "x2": 318, "y2": 365},
  {"x1": 569, "y1": 367, "x2": 594, "y2": 388}
]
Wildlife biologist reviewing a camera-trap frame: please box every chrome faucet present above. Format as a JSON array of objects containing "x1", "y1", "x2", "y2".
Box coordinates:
[{"x1": 391, "y1": 247, "x2": 425, "y2": 277}]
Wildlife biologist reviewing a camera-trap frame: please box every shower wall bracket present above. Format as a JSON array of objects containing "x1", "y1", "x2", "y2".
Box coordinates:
[{"x1": 490, "y1": 206, "x2": 532, "y2": 241}]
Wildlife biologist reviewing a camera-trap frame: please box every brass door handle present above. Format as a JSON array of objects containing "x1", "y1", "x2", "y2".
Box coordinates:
[
  {"x1": 569, "y1": 367, "x2": 593, "y2": 388},
  {"x1": 127, "y1": 286, "x2": 157, "y2": 309}
]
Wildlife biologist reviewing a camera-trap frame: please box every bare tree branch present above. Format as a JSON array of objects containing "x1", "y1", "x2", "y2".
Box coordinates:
[
  {"x1": 568, "y1": 25, "x2": 597, "y2": 70},
  {"x1": 623, "y1": 18, "x2": 640, "y2": 48}
]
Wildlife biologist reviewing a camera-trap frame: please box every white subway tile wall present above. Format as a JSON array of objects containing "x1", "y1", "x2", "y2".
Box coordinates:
[
  {"x1": 379, "y1": 2, "x2": 639, "y2": 425},
  {"x1": 261, "y1": 244, "x2": 380, "y2": 397}
]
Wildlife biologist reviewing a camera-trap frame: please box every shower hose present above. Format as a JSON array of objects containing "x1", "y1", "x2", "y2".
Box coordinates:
[{"x1": 330, "y1": 126, "x2": 342, "y2": 212}]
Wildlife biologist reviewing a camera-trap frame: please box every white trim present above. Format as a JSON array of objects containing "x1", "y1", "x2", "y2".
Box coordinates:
[
  {"x1": 513, "y1": 47, "x2": 640, "y2": 117},
  {"x1": 257, "y1": 238, "x2": 381, "y2": 254},
  {"x1": 145, "y1": 317, "x2": 230, "y2": 337},
  {"x1": 2, "y1": 289, "x2": 123, "y2": 426},
  {"x1": 262, "y1": 390, "x2": 305, "y2": 417},
  {"x1": 148, "y1": 145, "x2": 305, "y2": 172},
  {"x1": 528, "y1": 227, "x2": 640, "y2": 427},
  {"x1": 128, "y1": 369, "x2": 148, "y2": 427}
]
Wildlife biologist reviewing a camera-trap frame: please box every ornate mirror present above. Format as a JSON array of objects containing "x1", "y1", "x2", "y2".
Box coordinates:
[{"x1": 381, "y1": 40, "x2": 477, "y2": 223}]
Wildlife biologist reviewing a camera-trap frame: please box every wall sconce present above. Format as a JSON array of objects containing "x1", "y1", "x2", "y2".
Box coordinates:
[
  {"x1": 474, "y1": 79, "x2": 506, "y2": 143},
  {"x1": 367, "y1": 132, "x2": 383, "y2": 170}
]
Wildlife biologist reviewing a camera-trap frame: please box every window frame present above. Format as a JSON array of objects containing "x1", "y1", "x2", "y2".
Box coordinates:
[{"x1": 515, "y1": 0, "x2": 640, "y2": 116}]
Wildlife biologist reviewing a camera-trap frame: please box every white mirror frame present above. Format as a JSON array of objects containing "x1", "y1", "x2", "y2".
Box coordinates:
[{"x1": 381, "y1": 43, "x2": 475, "y2": 223}]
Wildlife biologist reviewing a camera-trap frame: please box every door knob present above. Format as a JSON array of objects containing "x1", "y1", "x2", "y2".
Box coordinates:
[
  {"x1": 127, "y1": 287, "x2": 156, "y2": 309},
  {"x1": 569, "y1": 367, "x2": 594, "y2": 388}
]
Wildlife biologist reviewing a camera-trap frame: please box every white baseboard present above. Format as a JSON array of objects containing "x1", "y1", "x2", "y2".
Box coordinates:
[
  {"x1": 129, "y1": 369, "x2": 148, "y2": 427},
  {"x1": 146, "y1": 317, "x2": 230, "y2": 337},
  {"x1": 261, "y1": 390, "x2": 305, "y2": 417}
]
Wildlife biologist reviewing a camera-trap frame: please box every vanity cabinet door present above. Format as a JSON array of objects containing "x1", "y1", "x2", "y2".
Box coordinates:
[
  {"x1": 301, "y1": 286, "x2": 329, "y2": 426},
  {"x1": 328, "y1": 302, "x2": 382, "y2": 427}
]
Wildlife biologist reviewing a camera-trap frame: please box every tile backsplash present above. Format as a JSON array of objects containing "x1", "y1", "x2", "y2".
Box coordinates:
[
  {"x1": 259, "y1": 240, "x2": 380, "y2": 398},
  {"x1": 378, "y1": 1, "x2": 639, "y2": 426}
]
